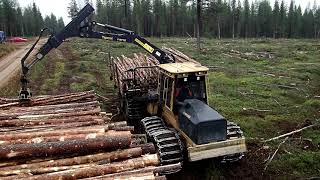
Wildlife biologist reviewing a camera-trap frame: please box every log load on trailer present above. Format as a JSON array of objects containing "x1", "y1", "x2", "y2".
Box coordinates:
[
  {"x1": 109, "y1": 48, "x2": 200, "y2": 131},
  {"x1": 14, "y1": 3, "x2": 246, "y2": 174}
]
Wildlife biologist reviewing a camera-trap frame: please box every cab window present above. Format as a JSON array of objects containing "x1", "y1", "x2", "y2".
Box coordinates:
[
  {"x1": 163, "y1": 76, "x2": 173, "y2": 109},
  {"x1": 175, "y1": 75, "x2": 207, "y2": 103}
]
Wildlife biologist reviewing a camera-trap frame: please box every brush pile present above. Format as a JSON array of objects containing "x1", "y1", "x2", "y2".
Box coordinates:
[
  {"x1": 109, "y1": 47, "x2": 200, "y2": 95},
  {"x1": 0, "y1": 91, "x2": 181, "y2": 179}
]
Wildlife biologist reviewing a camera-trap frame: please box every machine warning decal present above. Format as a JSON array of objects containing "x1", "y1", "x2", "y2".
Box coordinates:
[
  {"x1": 155, "y1": 51, "x2": 161, "y2": 57},
  {"x1": 134, "y1": 38, "x2": 154, "y2": 53}
]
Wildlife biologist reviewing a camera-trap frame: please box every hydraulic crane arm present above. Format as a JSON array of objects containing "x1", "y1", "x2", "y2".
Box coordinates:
[
  {"x1": 22, "y1": 4, "x2": 95, "y2": 75},
  {"x1": 19, "y1": 4, "x2": 173, "y2": 100},
  {"x1": 84, "y1": 22, "x2": 173, "y2": 64}
]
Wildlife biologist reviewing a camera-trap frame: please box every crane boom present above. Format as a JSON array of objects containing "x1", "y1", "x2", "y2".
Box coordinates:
[{"x1": 19, "y1": 4, "x2": 173, "y2": 101}]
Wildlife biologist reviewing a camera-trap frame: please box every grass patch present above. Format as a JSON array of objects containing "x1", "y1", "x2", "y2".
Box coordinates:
[
  {"x1": 40, "y1": 62, "x2": 65, "y2": 94},
  {"x1": 269, "y1": 151, "x2": 320, "y2": 177},
  {"x1": 0, "y1": 43, "x2": 15, "y2": 58}
]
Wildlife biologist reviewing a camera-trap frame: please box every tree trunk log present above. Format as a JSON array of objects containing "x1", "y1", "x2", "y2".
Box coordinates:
[
  {"x1": 0, "y1": 115, "x2": 105, "y2": 127},
  {"x1": 0, "y1": 107, "x2": 101, "y2": 120},
  {"x1": 0, "y1": 131, "x2": 132, "y2": 160},
  {"x1": 6, "y1": 154, "x2": 159, "y2": 180},
  {"x1": 83, "y1": 163, "x2": 181, "y2": 180},
  {"x1": 98, "y1": 172, "x2": 156, "y2": 180},
  {"x1": 0, "y1": 120, "x2": 105, "y2": 134},
  {"x1": 130, "y1": 143, "x2": 155, "y2": 154},
  {"x1": 0, "y1": 147, "x2": 150, "y2": 176},
  {"x1": 0, "y1": 124, "x2": 129, "y2": 141},
  {"x1": 31, "y1": 91, "x2": 96, "y2": 106},
  {"x1": 0, "y1": 132, "x2": 108, "y2": 145},
  {"x1": 4, "y1": 101, "x2": 99, "y2": 113}
]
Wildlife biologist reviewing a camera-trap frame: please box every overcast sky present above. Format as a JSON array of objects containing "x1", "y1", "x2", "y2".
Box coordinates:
[{"x1": 18, "y1": 0, "x2": 319, "y2": 25}]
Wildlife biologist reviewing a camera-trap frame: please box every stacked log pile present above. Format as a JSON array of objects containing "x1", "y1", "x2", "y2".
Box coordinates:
[
  {"x1": 110, "y1": 47, "x2": 200, "y2": 95},
  {"x1": 0, "y1": 91, "x2": 181, "y2": 179}
]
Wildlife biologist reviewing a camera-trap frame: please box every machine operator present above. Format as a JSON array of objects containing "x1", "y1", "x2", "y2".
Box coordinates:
[{"x1": 175, "y1": 82, "x2": 193, "y2": 102}]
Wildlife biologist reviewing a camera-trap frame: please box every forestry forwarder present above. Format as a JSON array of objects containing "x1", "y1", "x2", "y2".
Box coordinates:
[{"x1": 18, "y1": 4, "x2": 246, "y2": 173}]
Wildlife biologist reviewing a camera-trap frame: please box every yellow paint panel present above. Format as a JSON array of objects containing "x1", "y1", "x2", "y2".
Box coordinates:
[
  {"x1": 159, "y1": 62, "x2": 209, "y2": 74},
  {"x1": 188, "y1": 138, "x2": 247, "y2": 161},
  {"x1": 134, "y1": 38, "x2": 154, "y2": 53}
]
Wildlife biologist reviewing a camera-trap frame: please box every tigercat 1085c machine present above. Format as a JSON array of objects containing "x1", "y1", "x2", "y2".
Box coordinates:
[
  {"x1": 17, "y1": 3, "x2": 246, "y2": 173},
  {"x1": 152, "y1": 62, "x2": 246, "y2": 162}
]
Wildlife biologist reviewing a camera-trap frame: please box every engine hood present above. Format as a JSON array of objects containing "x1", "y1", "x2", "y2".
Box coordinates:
[
  {"x1": 180, "y1": 99, "x2": 225, "y2": 125},
  {"x1": 178, "y1": 99, "x2": 227, "y2": 144}
]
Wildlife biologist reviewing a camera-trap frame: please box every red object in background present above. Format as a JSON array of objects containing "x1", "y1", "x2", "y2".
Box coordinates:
[{"x1": 8, "y1": 37, "x2": 28, "y2": 43}]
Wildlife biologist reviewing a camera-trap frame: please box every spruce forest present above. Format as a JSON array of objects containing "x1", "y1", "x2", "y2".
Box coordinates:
[
  {"x1": 1, "y1": 0, "x2": 320, "y2": 39},
  {"x1": 0, "y1": 0, "x2": 65, "y2": 37},
  {"x1": 94, "y1": 0, "x2": 319, "y2": 38}
]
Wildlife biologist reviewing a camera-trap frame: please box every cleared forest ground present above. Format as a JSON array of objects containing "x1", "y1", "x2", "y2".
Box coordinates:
[{"x1": 1, "y1": 38, "x2": 319, "y2": 178}]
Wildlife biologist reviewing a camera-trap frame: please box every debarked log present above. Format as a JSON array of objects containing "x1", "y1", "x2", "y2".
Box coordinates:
[
  {"x1": 15, "y1": 154, "x2": 159, "y2": 180},
  {"x1": 3, "y1": 101, "x2": 100, "y2": 113},
  {"x1": 0, "y1": 132, "x2": 107, "y2": 145},
  {"x1": 97, "y1": 172, "x2": 156, "y2": 180},
  {"x1": 31, "y1": 91, "x2": 96, "y2": 106},
  {"x1": 0, "y1": 115, "x2": 104, "y2": 127},
  {"x1": 0, "y1": 120, "x2": 104, "y2": 134},
  {"x1": 83, "y1": 163, "x2": 181, "y2": 180},
  {"x1": 0, "y1": 107, "x2": 101, "y2": 120},
  {"x1": 0, "y1": 123, "x2": 129, "y2": 141},
  {"x1": 0, "y1": 146, "x2": 154, "y2": 176},
  {"x1": 0, "y1": 105, "x2": 99, "y2": 119},
  {"x1": 0, "y1": 120, "x2": 124, "y2": 134},
  {"x1": 0, "y1": 164, "x2": 94, "y2": 177},
  {"x1": 0, "y1": 131, "x2": 132, "y2": 160}
]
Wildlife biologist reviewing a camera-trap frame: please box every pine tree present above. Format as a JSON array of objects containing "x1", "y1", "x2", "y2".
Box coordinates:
[
  {"x1": 294, "y1": 6, "x2": 302, "y2": 38},
  {"x1": 47, "y1": 13, "x2": 58, "y2": 33},
  {"x1": 231, "y1": 0, "x2": 236, "y2": 39},
  {"x1": 68, "y1": 0, "x2": 79, "y2": 19},
  {"x1": 179, "y1": 0, "x2": 188, "y2": 36},
  {"x1": 273, "y1": 0, "x2": 280, "y2": 38},
  {"x1": 15, "y1": 7, "x2": 23, "y2": 36},
  {"x1": 57, "y1": 17, "x2": 65, "y2": 32},
  {"x1": 312, "y1": 0, "x2": 318, "y2": 38},
  {"x1": 132, "y1": 0, "x2": 142, "y2": 34},
  {"x1": 250, "y1": 2, "x2": 256, "y2": 37},
  {"x1": 257, "y1": 0, "x2": 272, "y2": 37},
  {"x1": 96, "y1": 0, "x2": 106, "y2": 23},
  {"x1": 196, "y1": 0, "x2": 201, "y2": 49},
  {"x1": 315, "y1": 7, "x2": 320, "y2": 38},
  {"x1": 243, "y1": 0, "x2": 249, "y2": 38},
  {"x1": 159, "y1": 1, "x2": 167, "y2": 37},
  {"x1": 287, "y1": 0, "x2": 294, "y2": 38},
  {"x1": 153, "y1": 0, "x2": 161, "y2": 36},
  {"x1": 236, "y1": 0, "x2": 242, "y2": 38},
  {"x1": 2, "y1": 0, "x2": 17, "y2": 36},
  {"x1": 279, "y1": 0, "x2": 286, "y2": 38},
  {"x1": 44, "y1": 15, "x2": 51, "y2": 31}
]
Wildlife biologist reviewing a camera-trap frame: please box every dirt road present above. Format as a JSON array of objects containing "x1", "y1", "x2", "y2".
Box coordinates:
[{"x1": 0, "y1": 39, "x2": 46, "y2": 88}]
